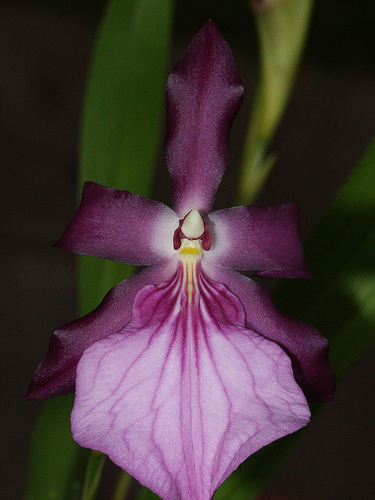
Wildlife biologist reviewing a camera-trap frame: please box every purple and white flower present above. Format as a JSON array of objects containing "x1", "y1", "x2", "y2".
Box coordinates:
[{"x1": 27, "y1": 21, "x2": 334, "y2": 500}]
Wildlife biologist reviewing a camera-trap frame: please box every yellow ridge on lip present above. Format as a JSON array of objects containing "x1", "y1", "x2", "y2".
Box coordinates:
[{"x1": 180, "y1": 247, "x2": 201, "y2": 255}]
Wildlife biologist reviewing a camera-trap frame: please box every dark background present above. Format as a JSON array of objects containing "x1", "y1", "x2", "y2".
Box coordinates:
[{"x1": 1, "y1": 1, "x2": 375, "y2": 498}]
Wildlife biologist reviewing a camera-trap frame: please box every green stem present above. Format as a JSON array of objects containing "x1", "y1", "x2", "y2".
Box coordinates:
[
  {"x1": 237, "y1": 0, "x2": 313, "y2": 204},
  {"x1": 112, "y1": 470, "x2": 134, "y2": 500},
  {"x1": 81, "y1": 451, "x2": 106, "y2": 500}
]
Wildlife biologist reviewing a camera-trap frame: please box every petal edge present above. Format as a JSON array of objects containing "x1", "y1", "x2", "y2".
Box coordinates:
[
  {"x1": 56, "y1": 182, "x2": 178, "y2": 265},
  {"x1": 203, "y1": 264, "x2": 335, "y2": 401},
  {"x1": 207, "y1": 204, "x2": 313, "y2": 278},
  {"x1": 25, "y1": 263, "x2": 177, "y2": 399}
]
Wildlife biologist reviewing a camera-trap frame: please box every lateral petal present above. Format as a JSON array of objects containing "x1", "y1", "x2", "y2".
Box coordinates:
[
  {"x1": 25, "y1": 263, "x2": 176, "y2": 399},
  {"x1": 56, "y1": 182, "x2": 178, "y2": 265},
  {"x1": 72, "y1": 264, "x2": 309, "y2": 500},
  {"x1": 203, "y1": 264, "x2": 335, "y2": 401},
  {"x1": 165, "y1": 21, "x2": 243, "y2": 217},
  {"x1": 206, "y1": 204, "x2": 312, "y2": 278}
]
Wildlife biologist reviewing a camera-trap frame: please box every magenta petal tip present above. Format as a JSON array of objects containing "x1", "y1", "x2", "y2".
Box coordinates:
[{"x1": 165, "y1": 21, "x2": 244, "y2": 217}]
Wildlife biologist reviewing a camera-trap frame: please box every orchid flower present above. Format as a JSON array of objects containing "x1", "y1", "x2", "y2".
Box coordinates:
[{"x1": 27, "y1": 21, "x2": 334, "y2": 500}]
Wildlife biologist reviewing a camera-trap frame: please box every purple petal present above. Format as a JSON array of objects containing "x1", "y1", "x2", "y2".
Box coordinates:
[
  {"x1": 203, "y1": 264, "x2": 335, "y2": 401},
  {"x1": 56, "y1": 182, "x2": 178, "y2": 265},
  {"x1": 165, "y1": 21, "x2": 244, "y2": 217},
  {"x1": 25, "y1": 263, "x2": 177, "y2": 399},
  {"x1": 71, "y1": 263, "x2": 309, "y2": 499},
  {"x1": 206, "y1": 204, "x2": 313, "y2": 278}
]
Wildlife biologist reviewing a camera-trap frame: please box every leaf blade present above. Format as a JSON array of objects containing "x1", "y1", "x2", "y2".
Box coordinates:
[
  {"x1": 78, "y1": 0, "x2": 173, "y2": 314},
  {"x1": 25, "y1": 2, "x2": 173, "y2": 499}
]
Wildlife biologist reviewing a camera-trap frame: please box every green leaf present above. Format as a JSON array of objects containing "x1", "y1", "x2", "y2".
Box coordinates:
[
  {"x1": 274, "y1": 135, "x2": 375, "y2": 355},
  {"x1": 215, "y1": 134, "x2": 375, "y2": 498},
  {"x1": 112, "y1": 470, "x2": 133, "y2": 500},
  {"x1": 81, "y1": 451, "x2": 106, "y2": 500},
  {"x1": 80, "y1": 0, "x2": 172, "y2": 192},
  {"x1": 135, "y1": 486, "x2": 160, "y2": 500},
  {"x1": 26, "y1": 1, "x2": 173, "y2": 499},
  {"x1": 78, "y1": 0, "x2": 173, "y2": 314},
  {"x1": 25, "y1": 396, "x2": 89, "y2": 500}
]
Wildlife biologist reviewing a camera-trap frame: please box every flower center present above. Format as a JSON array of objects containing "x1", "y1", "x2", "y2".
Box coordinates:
[
  {"x1": 173, "y1": 209, "x2": 211, "y2": 254},
  {"x1": 179, "y1": 209, "x2": 204, "y2": 257},
  {"x1": 181, "y1": 209, "x2": 204, "y2": 239},
  {"x1": 172, "y1": 209, "x2": 211, "y2": 303}
]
